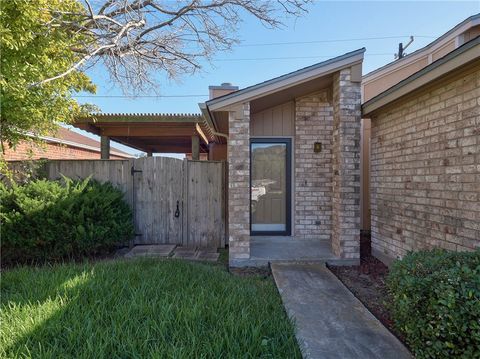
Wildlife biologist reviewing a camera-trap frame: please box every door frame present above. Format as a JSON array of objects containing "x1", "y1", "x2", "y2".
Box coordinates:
[{"x1": 250, "y1": 137, "x2": 292, "y2": 236}]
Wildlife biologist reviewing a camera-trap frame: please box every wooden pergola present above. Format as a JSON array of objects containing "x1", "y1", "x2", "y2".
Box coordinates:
[{"x1": 74, "y1": 113, "x2": 218, "y2": 159}]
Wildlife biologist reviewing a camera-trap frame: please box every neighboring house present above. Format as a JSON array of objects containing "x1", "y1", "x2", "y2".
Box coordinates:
[
  {"x1": 3, "y1": 127, "x2": 132, "y2": 161},
  {"x1": 362, "y1": 36, "x2": 479, "y2": 265},
  {"x1": 360, "y1": 13, "x2": 480, "y2": 231}
]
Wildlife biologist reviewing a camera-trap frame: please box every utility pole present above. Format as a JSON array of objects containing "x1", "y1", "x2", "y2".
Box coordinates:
[{"x1": 395, "y1": 36, "x2": 414, "y2": 59}]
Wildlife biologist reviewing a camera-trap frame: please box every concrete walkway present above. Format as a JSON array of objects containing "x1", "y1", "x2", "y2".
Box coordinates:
[{"x1": 272, "y1": 263, "x2": 412, "y2": 359}]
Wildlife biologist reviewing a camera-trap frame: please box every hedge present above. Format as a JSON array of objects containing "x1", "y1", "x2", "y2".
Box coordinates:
[
  {"x1": 1, "y1": 177, "x2": 134, "y2": 265},
  {"x1": 387, "y1": 249, "x2": 480, "y2": 358}
]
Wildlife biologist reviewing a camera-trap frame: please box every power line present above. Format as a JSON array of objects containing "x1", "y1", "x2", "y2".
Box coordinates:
[
  {"x1": 236, "y1": 35, "x2": 436, "y2": 47},
  {"x1": 215, "y1": 53, "x2": 392, "y2": 61},
  {"x1": 74, "y1": 51, "x2": 397, "y2": 98}
]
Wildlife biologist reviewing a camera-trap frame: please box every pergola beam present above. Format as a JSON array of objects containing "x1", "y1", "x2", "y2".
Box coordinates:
[
  {"x1": 100, "y1": 126, "x2": 197, "y2": 137},
  {"x1": 73, "y1": 112, "x2": 216, "y2": 155}
]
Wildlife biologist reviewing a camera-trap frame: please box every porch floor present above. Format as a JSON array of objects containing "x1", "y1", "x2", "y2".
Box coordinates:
[{"x1": 233, "y1": 237, "x2": 359, "y2": 267}]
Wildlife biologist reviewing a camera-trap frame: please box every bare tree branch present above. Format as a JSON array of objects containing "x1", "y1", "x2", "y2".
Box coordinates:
[{"x1": 34, "y1": 0, "x2": 311, "y2": 94}]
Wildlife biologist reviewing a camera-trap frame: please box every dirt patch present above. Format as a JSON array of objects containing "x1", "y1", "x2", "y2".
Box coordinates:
[{"x1": 328, "y1": 233, "x2": 408, "y2": 348}]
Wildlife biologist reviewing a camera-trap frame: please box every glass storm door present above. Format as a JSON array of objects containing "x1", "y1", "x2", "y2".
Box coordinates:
[{"x1": 250, "y1": 139, "x2": 291, "y2": 235}]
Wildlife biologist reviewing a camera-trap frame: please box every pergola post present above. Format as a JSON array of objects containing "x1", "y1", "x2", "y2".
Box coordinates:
[
  {"x1": 100, "y1": 135, "x2": 110, "y2": 159},
  {"x1": 191, "y1": 135, "x2": 200, "y2": 160}
]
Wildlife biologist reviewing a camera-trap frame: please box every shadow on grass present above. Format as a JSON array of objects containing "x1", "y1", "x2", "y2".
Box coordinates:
[{"x1": 1, "y1": 258, "x2": 301, "y2": 358}]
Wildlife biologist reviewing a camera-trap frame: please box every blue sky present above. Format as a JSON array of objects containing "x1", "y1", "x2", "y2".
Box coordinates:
[{"x1": 71, "y1": 1, "x2": 479, "y2": 154}]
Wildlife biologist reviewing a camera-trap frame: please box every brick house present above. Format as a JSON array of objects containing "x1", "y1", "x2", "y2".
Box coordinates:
[
  {"x1": 362, "y1": 37, "x2": 479, "y2": 265},
  {"x1": 69, "y1": 15, "x2": 478, "y2": 267},
  {"x1": 3, "y1": 127, "x2": 132, "y2": 161},
  {"x1": 201, "y1": 49, "x2": 365, "y2": 266},
  {"x1": 360, "y1": 13, "x2": 480, "y2": 232}
]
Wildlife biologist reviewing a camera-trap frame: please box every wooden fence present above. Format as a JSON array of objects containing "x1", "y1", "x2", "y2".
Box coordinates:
[{"x1": 9, "y1": 157, "x2": 226, "y2": 249}]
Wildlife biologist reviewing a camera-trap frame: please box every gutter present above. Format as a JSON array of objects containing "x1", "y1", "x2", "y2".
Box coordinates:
[
  {"x1": 362, "y1": 36, "x2": 480, "y2": 116},
  {"x1": 363, "y1": 13, "x2": 480, "y2": 80},
  {"x1": 198, "y1": 103, "x2": 229, "y2": 141}
]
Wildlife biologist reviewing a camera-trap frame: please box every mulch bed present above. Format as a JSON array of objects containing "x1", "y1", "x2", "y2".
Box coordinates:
[{"x1": 328, "y1": 232, "x2": 408, "y2": 347}]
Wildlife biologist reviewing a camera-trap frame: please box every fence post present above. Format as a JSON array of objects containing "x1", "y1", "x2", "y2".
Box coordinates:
[{"x1": 191, "y1": 135, "x2": 200, "y2": 160}]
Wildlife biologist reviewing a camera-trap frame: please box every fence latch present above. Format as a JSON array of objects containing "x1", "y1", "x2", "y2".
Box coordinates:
[
  {"x1": 174, "y1": 201, "x2": 180, "y2": 218},
  {"x1": 131, "y1": 166, "x2": 142, "y2": 176}
]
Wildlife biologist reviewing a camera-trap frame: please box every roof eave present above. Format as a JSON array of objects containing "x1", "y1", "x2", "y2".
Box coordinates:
[
  {"x1": 206, "y1": 48, "x2": 365, "y2": 111},
  {"x1": 363, "y1": 13, "x2": 480, "y2": 81},
  {"x1": 362, "y1": 37, "x2": 480, "y2": 117},
  {"x1": 29, "y1": 133, "x2": 132, "y2": 158}
]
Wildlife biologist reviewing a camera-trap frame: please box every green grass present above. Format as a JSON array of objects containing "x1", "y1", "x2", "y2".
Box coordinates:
[{"x1": 1, "y1": 259, "x2": 300, "y2": 358}]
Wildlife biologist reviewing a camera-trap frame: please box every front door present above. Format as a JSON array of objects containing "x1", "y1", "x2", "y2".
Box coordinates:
[{"x1": 250, "y1": 138, "x2": 291, "y2": 236}]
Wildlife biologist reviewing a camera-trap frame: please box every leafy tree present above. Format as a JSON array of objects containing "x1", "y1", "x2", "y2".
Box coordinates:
[
  {"x1": 0, "y1": 0, "x2": 309, "y2": 156},
  {"x1": 0, "y1": 0, "x2": 95, "y2": 153}
]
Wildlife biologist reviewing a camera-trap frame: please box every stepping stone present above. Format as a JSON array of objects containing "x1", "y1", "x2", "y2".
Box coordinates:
[
  {"x1": 125, "y1": 244, "x2": 176, "y2": 258},
  {"x1": 172, "y1": 247, "x2": 198, "y2": 260},
  {"x1": 196, "y1": 250, "x2": 219, "y2": 262}
]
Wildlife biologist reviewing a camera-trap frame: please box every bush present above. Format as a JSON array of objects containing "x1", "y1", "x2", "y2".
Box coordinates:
[
  {"x1": 1, "y1": 177, "x2": 134, "y2": 265},
  {"x1": 387, "y1": 249, "x2": 480, "y2": 358}
]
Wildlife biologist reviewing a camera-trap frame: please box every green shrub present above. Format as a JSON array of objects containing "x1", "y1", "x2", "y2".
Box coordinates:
[
  {"x1": 387, "y1": 249, "x2": 480, "y2": 358},
  {"x1": 1, "y1": 177, "x2": 134, "y2": 265}
]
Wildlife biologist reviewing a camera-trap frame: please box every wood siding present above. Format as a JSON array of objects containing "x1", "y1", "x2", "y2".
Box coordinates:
[{"x1": 251, "y1": 101, "x2": 294, "y2": 136}]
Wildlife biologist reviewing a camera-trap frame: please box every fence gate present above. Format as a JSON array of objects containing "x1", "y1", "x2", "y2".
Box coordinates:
[
  {"x1": 132, "y1": 157, "x2": 225, "y2": 248},
  {"x1": 133, "y1": 157, "x2": 184, "y2": 245}
]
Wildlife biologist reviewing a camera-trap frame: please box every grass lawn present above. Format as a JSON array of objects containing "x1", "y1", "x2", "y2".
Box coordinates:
[{"x1": 1, "y1": 258, "x2": 301, "y2": 358}]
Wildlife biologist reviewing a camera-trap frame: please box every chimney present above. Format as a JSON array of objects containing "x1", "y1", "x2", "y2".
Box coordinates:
[{"x1": 209, "y1": 82, "x2": 238, "y2": 100}]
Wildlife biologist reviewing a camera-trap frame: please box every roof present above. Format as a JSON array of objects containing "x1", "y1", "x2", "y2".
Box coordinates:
[
  {"x1": 205, "y1": 48, "x2": 365, "y2": 111},
  {"x1": 362, "y1": 36, "x2": 480, "y2": 116},
  {"x1": 363, "y1": 13, "x2": 480, "y2": 80},
  {"x1": 39, "y1": 127, "x2": 132, "y2": 158},
  {"x1": 73, "y1": 112, "x2": 212, "y2": 154},
  {"x1": 76, "y1": 112, "x2": 203, "y2": 123}
]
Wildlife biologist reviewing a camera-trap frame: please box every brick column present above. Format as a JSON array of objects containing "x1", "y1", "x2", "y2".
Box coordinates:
[
  {"x1": 331, "y1": 68, "x2": 361, "y2": 261},
  {"x1": 228, "y1": 102, "x2": 250, "y2": 266}
]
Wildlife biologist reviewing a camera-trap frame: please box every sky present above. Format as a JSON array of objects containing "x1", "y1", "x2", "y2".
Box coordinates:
[{"x1": 70, "y1": 1, "x2": 480, "y2": 155}]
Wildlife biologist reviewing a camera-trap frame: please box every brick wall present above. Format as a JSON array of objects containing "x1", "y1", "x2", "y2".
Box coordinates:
[
  {"x1": 331, "y1": 68, "x2": 362, "y2": 260},
  {"x1": 370, "y1": 66, "x2": 480, "y2": 261},
  {"x1": 3, "y1": 141, "x2": 127, "y2": 161},
  {"x1": 294, "y1": 90, "x2": 334, "y2": 240},
  {"x1": 228, "y1": 103, "x2": 251, "y2": 265}
]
